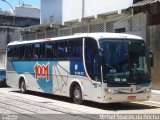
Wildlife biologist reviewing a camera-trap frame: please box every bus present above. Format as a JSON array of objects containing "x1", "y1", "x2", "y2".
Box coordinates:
[{"x1": 6, "y1": 33, "x2": 153, "y2": 104}]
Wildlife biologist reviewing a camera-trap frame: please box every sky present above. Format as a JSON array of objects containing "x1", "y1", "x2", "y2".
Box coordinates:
[{"x1": 0, "y1": 0, "x2": 40, "y2": 11}]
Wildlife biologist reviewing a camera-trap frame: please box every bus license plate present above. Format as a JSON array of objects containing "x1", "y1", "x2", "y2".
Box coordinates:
[{"x1": 128, "y1": 96, "x2": 136, "y2": 100}]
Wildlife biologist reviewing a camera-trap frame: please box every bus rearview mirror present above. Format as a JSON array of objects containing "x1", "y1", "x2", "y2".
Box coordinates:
[{"x1": 149, "y1": 52, "x2": 153, "y2": 67}]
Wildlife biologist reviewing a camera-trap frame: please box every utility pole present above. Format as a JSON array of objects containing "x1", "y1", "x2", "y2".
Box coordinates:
[
  {"x1": 1, "y1": 0, "x2": 15, "y2": 30},
  {"x1": 81, "y1": 0, "x2": 84, "y2": 33}
]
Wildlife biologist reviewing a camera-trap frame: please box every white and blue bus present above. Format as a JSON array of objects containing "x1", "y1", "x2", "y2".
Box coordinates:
[{"x1": 6, "y1": 33, "x2": 153, "y2": 104}]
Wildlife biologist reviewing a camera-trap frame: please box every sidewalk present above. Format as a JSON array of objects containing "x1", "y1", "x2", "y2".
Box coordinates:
[
  {"x1": 152, "y1": 90, "x2": 160, "y2": 94},
  {"x1": 150, "y1": 90, "x2": 160, "y2": 102}
]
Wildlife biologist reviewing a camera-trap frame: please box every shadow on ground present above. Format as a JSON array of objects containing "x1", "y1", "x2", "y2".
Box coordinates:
[{"x1": 11, "y1": 90, "x2": 159, "y2": 111}]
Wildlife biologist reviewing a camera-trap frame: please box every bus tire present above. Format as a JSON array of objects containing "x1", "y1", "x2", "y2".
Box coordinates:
[
  {"x1": 20, "y1": 80, "x2": 27, "y2": 94},
  {"x1": 72, "y1": 84, "x2": 83, "y2": 104}
]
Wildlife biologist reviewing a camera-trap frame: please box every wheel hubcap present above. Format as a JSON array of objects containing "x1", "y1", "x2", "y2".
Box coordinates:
[
  {"x1": 74, "y1": 88, "x2": 81, "y2": 99},
  {"x1": 21, "y1": 82, "x2": 25, "y2": 92}
]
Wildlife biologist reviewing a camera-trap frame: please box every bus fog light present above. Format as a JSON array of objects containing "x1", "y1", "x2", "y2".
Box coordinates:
[
  {"x1": 143, "y1": 88, "x2": 151, "y2": 93},
  {"x1": 104, "y1": 96, "x2": 108, "y2": 100},
  {"x1": 147, "y1": 88, "x2": 151, "y2": 92},
  {"x1": 109, "y1": 97, "x2": 112, "y2": 100},
  {"x1": 104, "y1": 96, "x2": 112, "y2": 100}
]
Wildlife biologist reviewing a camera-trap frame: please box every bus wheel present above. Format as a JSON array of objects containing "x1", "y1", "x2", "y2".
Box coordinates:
[
  {"x1": 72, "y1": 84, "x2": 83, "y2": 104},
  {"x1": 20, "y1": 80, "x2": 27, "y2": 94}
]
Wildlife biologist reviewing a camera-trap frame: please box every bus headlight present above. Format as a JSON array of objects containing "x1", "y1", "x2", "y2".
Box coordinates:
[
  {"x1": 143, "y1": 88, "x2": 151, "y2": 93},
  {"x1": 104, "y1": 88, "x2": 118, "y2": 93},
  {"x1": 146, "y1": 88, "x2": 151, "y2": 92}
]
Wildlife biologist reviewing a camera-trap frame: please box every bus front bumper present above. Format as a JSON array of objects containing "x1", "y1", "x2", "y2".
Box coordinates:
[{"x1": 101, "y1": 92, "x2": 151, "y2": 103}]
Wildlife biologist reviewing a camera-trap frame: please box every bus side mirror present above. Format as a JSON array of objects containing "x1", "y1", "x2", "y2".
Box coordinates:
[
  {"x1": 98, "y1": 49, "x2": 103, "y2": 65},
  {"x1": 149, "y1": 52, "x2": 153, "y2": 67}
]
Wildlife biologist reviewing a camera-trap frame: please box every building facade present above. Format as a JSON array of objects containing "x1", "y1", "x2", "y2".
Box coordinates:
[
  {"x1": 20, "y1": 0, "x2": 160, "y2": 89},
  {"x1": 15, "y1": 4, "x2": 40, "y2": 19},
  {"x1": 40, "y1": 0, "x2": 133, "y2": 24},
  {"x1": 0, "y1": 8, "x2": 40, "y2": 68},
  {"x1": 41, "y1": 0, "x2": 62, "y2": 24},
  {"x1": 22, "y1": 0, "x2": 147, "y2": 41}
]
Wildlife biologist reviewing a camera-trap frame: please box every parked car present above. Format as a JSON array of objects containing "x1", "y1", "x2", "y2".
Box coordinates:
[{"x1": 0, "y1": 68, "x2": 6, "y2": 86}]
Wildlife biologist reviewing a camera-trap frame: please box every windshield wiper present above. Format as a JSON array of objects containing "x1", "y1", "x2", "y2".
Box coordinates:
[
  {"x1": 129, "y1": 64, "x2": 143, "y2": 81},
  {"x1": 106, "y1": 64, "x2": 114, "y2": 69}
]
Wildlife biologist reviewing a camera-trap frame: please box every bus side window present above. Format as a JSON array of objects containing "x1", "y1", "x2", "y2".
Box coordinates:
[
  {"x1": 68, "y1": 40, "x2": 74, "y2": 58},
  {"x1": 74, "y1": 39, "x2": 82, "y2": 58},
  {"x1": 45, "y1": 43, "x2": 53, "y2": 59},
  {"x1": 41, "y1": 43, "x2": 45, "y2": 58},
  {"x1": 55, "y1": 41, "x2": 67, "y2": 59},
  {"x1": 54, "y1": 42, "x2": 58, "y2": 58},
  {"x1": 7, "y1": 46, "x2": 14, "y2": 60},
  {"x1": 14, "y1": 46, "x2": 20, "y2": 59},
  {"x1": 32, "y1": 43, "x2": 41, "y2": 59},
  {"x1": 19, "y1": 45, "x2": 24, "y2": 59},
  {"x1": 24, "y1": 44, "x2": 31, "y2": 59}
]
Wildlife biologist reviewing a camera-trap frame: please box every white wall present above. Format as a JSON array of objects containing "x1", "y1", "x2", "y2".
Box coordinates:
[
  {"x1": 62, "y1": 0, "x2": 82, "y2": 23},
  {"x1": 41, "y1": 0, "x2": 62, "y2": 24},
  {"x1": 0, "y1": 53, "x2": 6, "y2": 68},
  {"x1": 83, "y1": 0, "x2": 133, "y2": 18},
  {"x1": 15, "y1": 6, "x2": 40, "y2": 18},
  {"x1": 114, "y1": 12, "x2": 147, "y2": 40},
  {"x1": 41, "y1": 0, "x2": 133, "y2": 24}
]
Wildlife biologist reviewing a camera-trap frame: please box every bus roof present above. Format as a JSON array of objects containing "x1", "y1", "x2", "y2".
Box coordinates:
[{"x1": 8, "y1": 32, "x2": 143, "y2": 46}]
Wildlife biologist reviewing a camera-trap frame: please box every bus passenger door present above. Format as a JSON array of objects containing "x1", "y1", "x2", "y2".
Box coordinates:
[
  {"x1": 91, "y1": 54, "x2": 102, "y2": 102},
  {"x1": 84, "y1": 38, "x2": 102, "y2": 102}
]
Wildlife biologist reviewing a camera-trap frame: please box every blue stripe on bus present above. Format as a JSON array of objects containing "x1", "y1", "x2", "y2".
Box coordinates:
[
  {"x1": 11, "y1": 60, "x2": 86, "y2": 93},
  {"x1": 12, "y1": 61, "x2": 58, "y2": 93}
]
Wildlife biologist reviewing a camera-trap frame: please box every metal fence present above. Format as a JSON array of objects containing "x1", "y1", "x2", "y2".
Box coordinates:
[{"x1": 22, "y1": 21, "x2": 114, "y2": 40}]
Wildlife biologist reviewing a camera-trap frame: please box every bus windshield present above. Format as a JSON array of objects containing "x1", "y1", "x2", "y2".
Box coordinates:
[{"x1": 99, "y1": 39, "x2": 150, "y2": 85}]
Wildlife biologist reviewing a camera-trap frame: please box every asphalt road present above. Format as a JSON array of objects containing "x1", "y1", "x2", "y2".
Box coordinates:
[{"x1": 0, "y1": 87, "x2": 160, "y2": 120}]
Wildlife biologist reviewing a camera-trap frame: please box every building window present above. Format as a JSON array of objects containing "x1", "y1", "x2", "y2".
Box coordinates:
[
  {"x1": 115, "y1": 28, "x2": 125, "y2": 33},
  {"x1": 133, "y1": 0, "x2": 143, "y2": 4}
]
